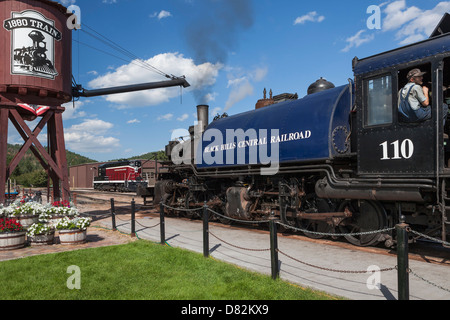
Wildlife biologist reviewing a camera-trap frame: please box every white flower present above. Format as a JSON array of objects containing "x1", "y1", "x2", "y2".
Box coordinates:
[{"x1": 27, "y1": 222, "x2": 53, "y2": 236}]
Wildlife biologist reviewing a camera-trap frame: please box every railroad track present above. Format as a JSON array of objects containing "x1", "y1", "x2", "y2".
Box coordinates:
[{"x1": 72, "y1": 189, "x2": 141, "y2": 205}]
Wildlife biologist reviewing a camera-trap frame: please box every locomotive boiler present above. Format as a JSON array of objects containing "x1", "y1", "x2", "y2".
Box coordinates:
[{"x1": 156, "y1": 15, "x2": 450, "y2": 247}]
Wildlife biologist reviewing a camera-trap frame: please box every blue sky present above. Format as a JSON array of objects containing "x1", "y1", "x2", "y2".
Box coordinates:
[{"x1": 11, "y1": 0, "x2": 449, "y2": 162}]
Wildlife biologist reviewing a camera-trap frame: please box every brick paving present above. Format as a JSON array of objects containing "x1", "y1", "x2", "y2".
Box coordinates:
[{"x1": 0, "y1": 221, "x2": 134, "y2": 262}]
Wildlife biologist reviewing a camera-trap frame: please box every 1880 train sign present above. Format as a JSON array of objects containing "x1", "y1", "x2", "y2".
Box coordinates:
[{"x1": 3, "y1": 10, "x2": 62, "y2": 80}]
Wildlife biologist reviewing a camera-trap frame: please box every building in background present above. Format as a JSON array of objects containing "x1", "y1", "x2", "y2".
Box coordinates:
[{"x1": 69, "y1": 160, "x2": 162, "y2": 189}]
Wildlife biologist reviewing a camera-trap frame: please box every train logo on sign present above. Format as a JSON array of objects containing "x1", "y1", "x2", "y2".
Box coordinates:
[{"x1": 4, "y1": 10, "x2": 62, "y2": 80}]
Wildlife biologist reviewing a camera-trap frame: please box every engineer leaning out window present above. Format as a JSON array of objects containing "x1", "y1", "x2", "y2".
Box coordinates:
[{"x1": 398, "y1": 68, "x2": 448, "y2": 128}]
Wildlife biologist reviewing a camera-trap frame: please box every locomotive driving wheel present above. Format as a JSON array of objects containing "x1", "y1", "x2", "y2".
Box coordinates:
[
  {"x1": 161, "y1": 193, "x2": 175, "y2": 216},
  {"x1": 337, "y1": 200, "x2": 387, "y2": 247},
  {"x1": 297, "y1": 194, "x2": 334, "y2": 239},
  {"x1": 183, "y1": 191, "x2": 202, "y2": 219}
]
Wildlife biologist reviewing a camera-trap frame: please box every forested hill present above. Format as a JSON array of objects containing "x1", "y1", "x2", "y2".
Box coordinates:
[
  {"x1": 6, "y1": 144, "x2": 96, "y2": 187},
  {"x1": 6, "y1": 145, "x2": 169, "y2": 187},
  {"x1": 127, "y1": 151, "x2": 168, "y2": 161}
]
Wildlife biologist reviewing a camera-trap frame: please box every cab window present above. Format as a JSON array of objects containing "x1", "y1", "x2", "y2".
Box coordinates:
[{"x1": 365, "y1": 74, "x2": 393, "y2": 127}]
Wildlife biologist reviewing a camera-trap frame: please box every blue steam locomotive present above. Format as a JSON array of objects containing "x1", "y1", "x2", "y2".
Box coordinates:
[{"x1": 158, "y1": 15, "x2": 450, "y2": 247}]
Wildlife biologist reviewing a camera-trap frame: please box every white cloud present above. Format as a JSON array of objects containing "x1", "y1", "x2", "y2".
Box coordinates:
[
  {"x1": 383, "y1": 0, "x2": 422, "y2": 31},
  {"x1": 127, "y1": 119, "x2": 141, "y2": 124},
  {"x1": 341, "y1": 30, "x2": 375, "y2": 52},
  {"x1": 294, "y1": 11, "x2": 325, "y2": 25},
  {"x1": 177, "y1": 114, "x2": 189, "y2": 122},
  {"x1": 340, "y1": 1, "x2": 450, "y2": 51},
  {"x1": 62, "y1": 100, "x2": 88, "y2": 121},
  {"x1": 253, "y1": 67, "x2": 268, "y2": 82},
  {"x1": 58, "y1": 0, "x2": 76, "y2": 6},
  {"x1": 69, "y1": 119, "x2": 113, "y2": 134},
  {"x1": 64, "y1": 119, "x2": 120, "y2": 153},
  {"x1": 88, "y1": 52, "x2": 222, "y2": 108},
  {"x1": 225, "y1": 81, "x2": 254, "y2": 112},
  {"x1": 223, "y1": 66, "x2": 268, "y2": 112},
  {"x1": 383, "y1": 0, "x2": 450, "y2": 45},
  {"x1": 227, "y1": 77, "x2": 247, "y2": 88},
  {"x1": 150, "y1": 10, "x2": 172, "y2": 20},
  {"x1": 157, "y1": 113, "x2": 174, "y2": 121}
]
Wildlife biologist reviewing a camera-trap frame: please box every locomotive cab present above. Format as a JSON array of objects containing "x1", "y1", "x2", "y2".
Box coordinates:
[{"x1": 354, "y1": 32, "x2": 450, "y2": 178}]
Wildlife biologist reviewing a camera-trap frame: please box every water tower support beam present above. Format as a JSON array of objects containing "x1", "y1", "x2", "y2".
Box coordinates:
[
  {"x1": 8, "y1": 111, "x2": 53, "y2": 175},
  {"x1": 0, "y1": 105, "x2": 70, "y2": 204},
  {"x1": 47, "y1": 109, "x2": 70, "y2": 202},
  {"x1": 0, "y1": 108, "x2": 9, "y2": 204}
]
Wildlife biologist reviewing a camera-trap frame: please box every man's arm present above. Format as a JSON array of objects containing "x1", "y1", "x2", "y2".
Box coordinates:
[{"x1": 421, "y1": 86, "x2": 430, "y2": 107}]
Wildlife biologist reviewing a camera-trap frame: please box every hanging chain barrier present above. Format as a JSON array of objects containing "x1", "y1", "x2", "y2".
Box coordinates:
[
  {"x1": 277, "y1": 248, "x2": 396, "y2": 274},
  {"x1": 408, "y1": 228, "x2": 450, "y2": 247},
  {"x1": 277, "y1": 221, "x2": 396, "y2": 238},
  {"x1": 208, "y1": 231, "x2": 270, "y2": 252},
  {"x1": 108, "y1": 199, "x2": 450, "y2": 298}
]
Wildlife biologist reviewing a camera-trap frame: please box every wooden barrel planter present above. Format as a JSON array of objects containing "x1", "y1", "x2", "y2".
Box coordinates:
[
  {"x1": 50, "y1": 215, "x2": 64, "y2": 222},
  {"x1": 28, "y1": 230, "x2": 55, "y2": 246},
  {"x1": 0, "y1": 232, "x2": 26, "y2": 251},
  {"x1": 17, "y1": 215, "x2": 39, "y2": 229},
  {"x1": 58, "y1": 229, "x2": 87, "y2": 245}
]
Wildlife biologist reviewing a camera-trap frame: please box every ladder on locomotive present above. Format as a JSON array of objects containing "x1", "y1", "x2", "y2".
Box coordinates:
[{"x1": 440, "y1": 179, "x2": 450, "y2": 247}]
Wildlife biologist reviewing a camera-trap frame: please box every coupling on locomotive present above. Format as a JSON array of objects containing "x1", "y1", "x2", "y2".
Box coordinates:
[{"x1": 150, "y1": 15, "x2": 450, "y2": 247}]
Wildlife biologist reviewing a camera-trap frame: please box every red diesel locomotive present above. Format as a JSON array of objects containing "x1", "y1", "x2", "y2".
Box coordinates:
[{"x1": 93, "y1": 160, "x2": 146, "y2": 192}]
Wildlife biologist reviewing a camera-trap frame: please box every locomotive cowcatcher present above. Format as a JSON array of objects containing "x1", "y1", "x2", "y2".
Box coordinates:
[{"x1": 156, "y1": 14, "x2": 450, "y2": 247}]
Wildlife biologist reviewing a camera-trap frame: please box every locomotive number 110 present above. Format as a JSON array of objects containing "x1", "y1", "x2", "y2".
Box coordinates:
[{"x1": 380, "y1": 139, "x2": 414, "y2": 160}]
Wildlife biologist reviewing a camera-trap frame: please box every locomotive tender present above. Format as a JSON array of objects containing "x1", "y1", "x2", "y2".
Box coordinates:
[{"x1": 157, "y1": 15, "x2": 450, "y2": 247}]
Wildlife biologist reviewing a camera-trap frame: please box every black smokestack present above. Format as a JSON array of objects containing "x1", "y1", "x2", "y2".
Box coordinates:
[
  {"x1": 185, "y1": 0, "x2": 254, "y2": 104},
  {"x1": 197, "y1": 105, "x2": 209, "y2": 133}
]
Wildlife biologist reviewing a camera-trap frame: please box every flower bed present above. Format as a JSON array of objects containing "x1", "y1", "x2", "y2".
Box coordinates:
[
  {"x1": 0, "y1": 218, "x2": 24, "y2": 233},
  {"x1": 0, "y1": 200, "x2": 91, "y2": 248},
  {"x1": 55, "y1": 217, "x2": 92, "y2": 231},
  {"x1": 27, "y1": 222, "x2": 55, "y2": 246},
  {"x1": 56, "y1": 217, "x2": 91, "y2": 245},
  {"x1": 0, "y1": 218, "x2": 26, "y2": 251},
  {"x1": 0, "y1": 200, "x2": 80, "y2": 222}
]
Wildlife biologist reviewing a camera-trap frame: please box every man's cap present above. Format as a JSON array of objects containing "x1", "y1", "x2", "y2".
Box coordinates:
[{"x1": 407, "y1": 68, "x2": 426, "y2": 79}]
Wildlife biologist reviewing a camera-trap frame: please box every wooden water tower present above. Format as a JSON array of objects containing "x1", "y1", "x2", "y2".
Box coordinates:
[
  {"x1": 0, "y1": 0, "x2": 72, "y2": 203},
  {"x1": 0, "y1": 0, "x2": 191, "y2": 204}
]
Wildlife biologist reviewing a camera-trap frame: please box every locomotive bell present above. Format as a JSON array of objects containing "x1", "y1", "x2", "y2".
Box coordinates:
[{"x1": 307, "y1": 77, "x2": 335, "y2": 95}]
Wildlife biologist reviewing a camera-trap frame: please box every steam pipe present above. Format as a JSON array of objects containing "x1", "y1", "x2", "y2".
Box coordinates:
[{"x1": 72, "y1": 78, "x2": 190, "y2": 98}]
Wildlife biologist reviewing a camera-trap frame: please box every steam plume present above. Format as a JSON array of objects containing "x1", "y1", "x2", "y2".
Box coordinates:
[{"x1": 185, "y1": 0, "x2": 254, "y2": 104}]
